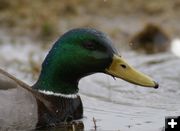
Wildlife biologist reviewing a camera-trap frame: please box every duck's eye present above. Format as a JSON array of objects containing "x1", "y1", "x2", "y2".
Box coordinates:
[
  {"x1": 120, "y1": 64, "x2": 127, "y2": 69},
  {"x1": 83, "y1": 41, "x2": 95, "y2": 50}
]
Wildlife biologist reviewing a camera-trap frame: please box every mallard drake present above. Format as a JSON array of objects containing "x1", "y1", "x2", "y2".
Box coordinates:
[{"x1": 0, "y1": 28, "x2": 158, "y2": 129}]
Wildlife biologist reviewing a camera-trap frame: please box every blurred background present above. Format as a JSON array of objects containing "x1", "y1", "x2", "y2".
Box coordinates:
[
  {"x1": 0, "y1": 0, "x2": 180, "y2": 130},
  {"x1": 1, "y1": 0, "x2": 180, "y2": 41}
]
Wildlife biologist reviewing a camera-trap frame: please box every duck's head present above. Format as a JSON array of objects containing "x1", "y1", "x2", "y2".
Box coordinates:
[{"x1": 35, "y1": 28, "x2": 158, "y2": 94}]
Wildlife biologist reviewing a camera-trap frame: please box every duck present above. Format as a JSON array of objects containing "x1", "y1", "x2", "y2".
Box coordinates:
[
  {"x1": 0, "y1": 28, "x2": 158, "y2": 130},
  {"x1": 130, "y1": 23, "x2": 170, "y2": 54}
]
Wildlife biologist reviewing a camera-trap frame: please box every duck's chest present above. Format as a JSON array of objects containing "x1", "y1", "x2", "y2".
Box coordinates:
[{"x1": 36, "y1": 94, "x2": 83, "y2": 128}]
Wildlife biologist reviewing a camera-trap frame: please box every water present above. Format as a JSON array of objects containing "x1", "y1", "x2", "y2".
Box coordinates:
[
  {"x1": 80, "y1": 51, "x2": 180, "y2": 130},
  {"x1": 0, "y1": 35, "x2": 180, "y2": 130}
]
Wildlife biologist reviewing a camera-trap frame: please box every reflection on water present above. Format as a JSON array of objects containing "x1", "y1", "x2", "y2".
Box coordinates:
[
  {"x1": 36, "y1": 121, "x2": 84, "y2": 131},
  {"x1": 0, "y1": 41, "x2": 180, "y2": 130}
]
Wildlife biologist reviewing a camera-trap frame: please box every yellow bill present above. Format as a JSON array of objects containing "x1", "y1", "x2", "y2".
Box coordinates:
[{"x1": 105, "y1": 55, "x2": 158, "y2": 88}]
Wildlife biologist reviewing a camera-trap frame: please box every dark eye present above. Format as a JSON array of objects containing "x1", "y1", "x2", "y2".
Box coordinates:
[{"x1": 83, "y1": 41, "x2": 95, "y2": 50}]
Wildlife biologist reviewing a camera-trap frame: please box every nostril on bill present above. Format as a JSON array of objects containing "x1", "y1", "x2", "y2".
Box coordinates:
[{"x1": 120, "y1": 64, "x2": 127, "y2": 69}]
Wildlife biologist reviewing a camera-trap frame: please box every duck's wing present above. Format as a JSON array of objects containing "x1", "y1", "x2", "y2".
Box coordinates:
[
  {"x1": 0, "y1": 68, "x2": 55, "y2": 129},
  {"x1": 0, "y1": 68, "x2": 32, "y2": 91},
  {"x1": 0, "y1": 68, "x2": 53, "y2": 105},
  {"x1": 0, "y1": 70, "x2": 18, "y2": 90},
  {"x1": 0, "y1": 68, "x2": 39, "y2": 129}
]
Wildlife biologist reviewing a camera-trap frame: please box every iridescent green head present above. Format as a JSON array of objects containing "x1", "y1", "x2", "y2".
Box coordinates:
[{"x1": 34, "y1": 28, "x2": 158, "y2": 94}]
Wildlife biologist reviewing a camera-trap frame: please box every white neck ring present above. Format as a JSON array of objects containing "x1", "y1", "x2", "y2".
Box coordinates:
[{"x1": 38, "y1": 90, "x2": 79, "y2": 99}]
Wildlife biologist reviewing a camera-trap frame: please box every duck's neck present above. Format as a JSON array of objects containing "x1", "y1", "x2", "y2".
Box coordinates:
[
  {"x1": 33, "y1": 49, "x2": 79, "y2": 95},
  {"x1": 34, "y1": 74, "x2": 79, "y2": 95}
]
